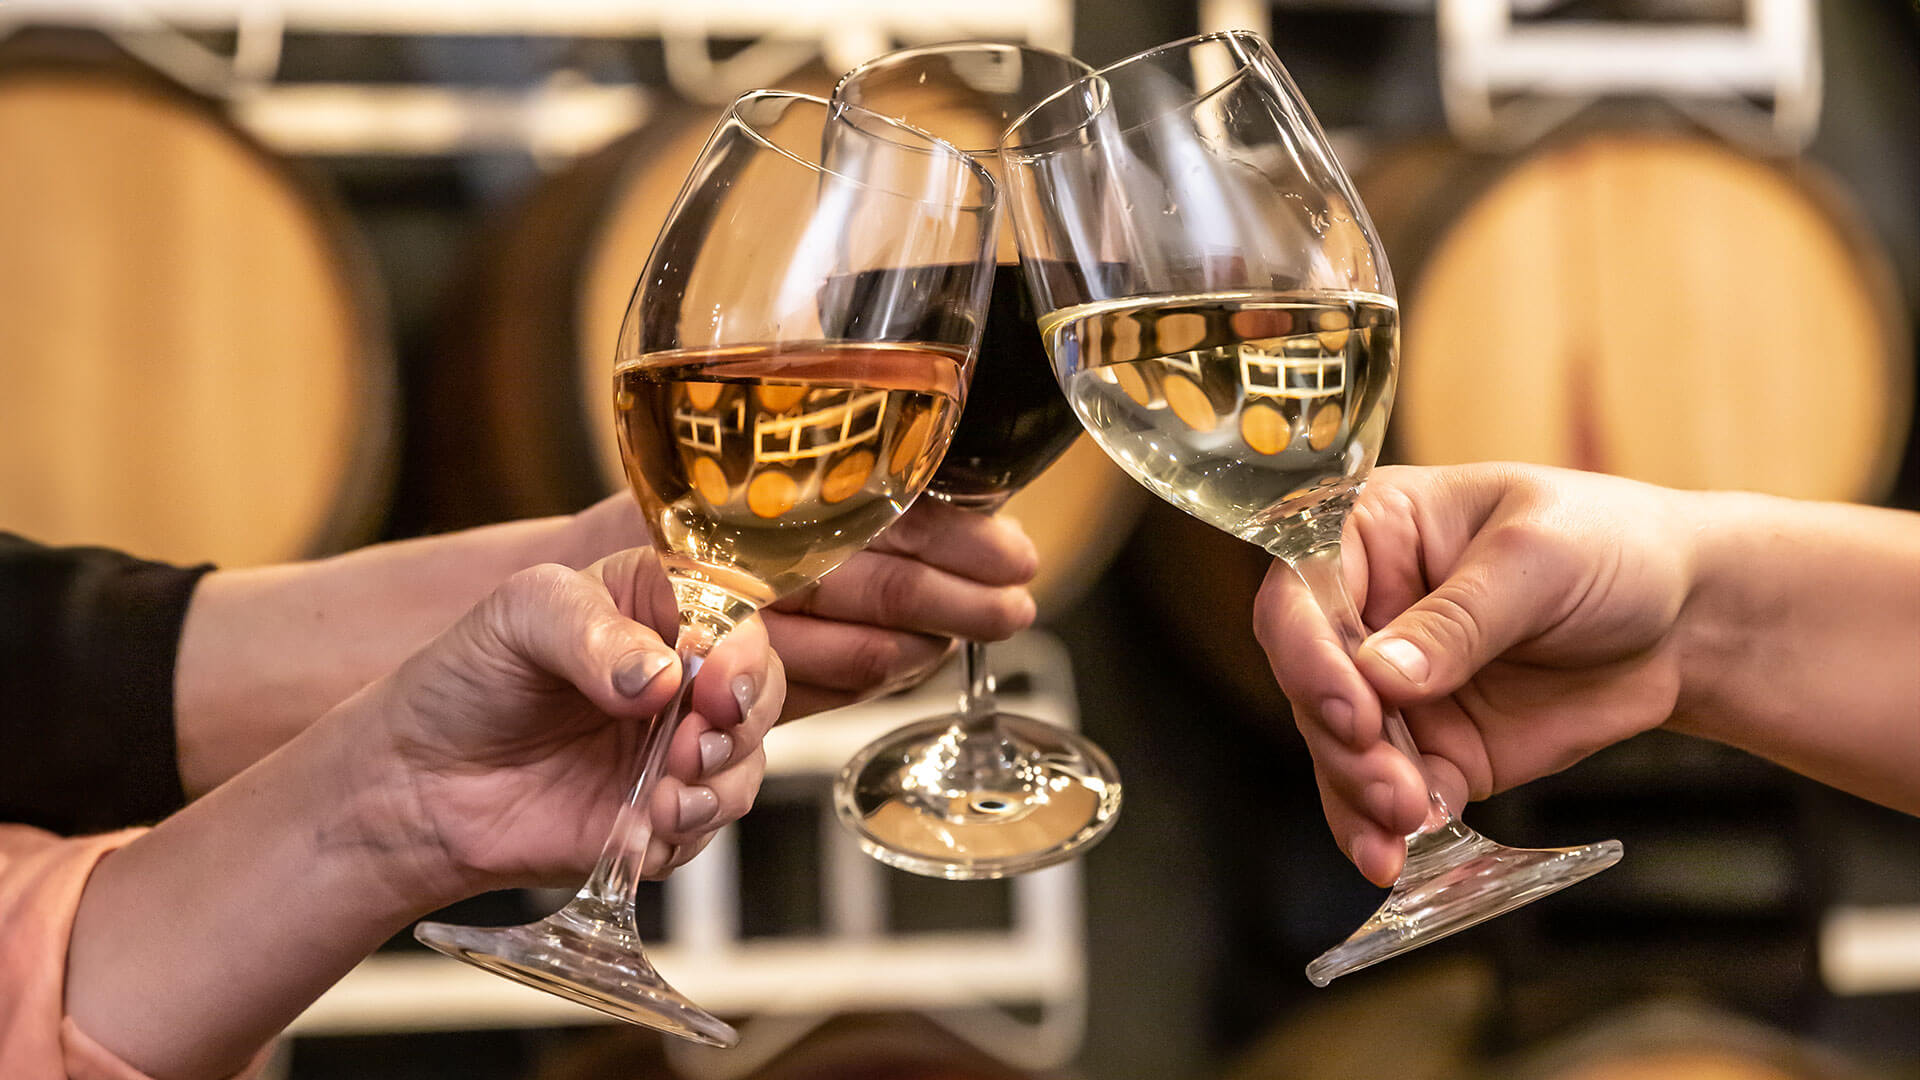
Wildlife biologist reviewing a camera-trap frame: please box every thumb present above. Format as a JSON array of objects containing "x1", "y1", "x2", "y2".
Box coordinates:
[
  {"x1": 471, "y1": 563, "x2": 681, "y2": 718},
  {"x1": 1354, "y1": 523, "x2": 1568, "y2": 705}
]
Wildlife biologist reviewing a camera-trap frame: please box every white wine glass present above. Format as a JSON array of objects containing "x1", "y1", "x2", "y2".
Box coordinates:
[
  {"x1": 414, "y1": 90, "x2": 999, "y2": 1044},
  {"x1": 829, "y1": 42, "x2": 1123, "y2": 880},
  {"x1": 999, "y1": 31, "x2": 1623, "y2": 986}
]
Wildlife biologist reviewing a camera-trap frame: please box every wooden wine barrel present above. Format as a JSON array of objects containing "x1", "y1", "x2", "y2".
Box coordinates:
[
  {"x1": 1500, "y1": 1001, "x2": 1873, "y2": 1080},
  {"x1": 1362, "y1": 132, "x2": 1913, "y2": 502},
  {"x1": 426, "y1": 68, "x2": 1143, "y2": 616},
  {"x1": 0, "y1": 37, "x2": 394, "y2": 567}
]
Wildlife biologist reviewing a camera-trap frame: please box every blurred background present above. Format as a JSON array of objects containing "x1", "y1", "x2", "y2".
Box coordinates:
[{"x1": 2, "y1": 0, "x2": 1917, "y2": 1078}]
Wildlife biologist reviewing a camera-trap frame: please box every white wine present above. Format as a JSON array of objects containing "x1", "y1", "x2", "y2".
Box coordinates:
[
  {"x1": 615, "y1": 342, "x2": 965, "y2": 628},
  {"x1": 1041, "y1": 291, "x2": 1397, "y2": 555}
]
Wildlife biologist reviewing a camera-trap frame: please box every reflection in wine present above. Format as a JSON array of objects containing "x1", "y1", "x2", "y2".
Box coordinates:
[
  {"x1": 1044, "y1": 291, "x2": 1396, "y2": 555},
  {"x1": 615, "y1": 341, "x2": 965, "y2": 627}
]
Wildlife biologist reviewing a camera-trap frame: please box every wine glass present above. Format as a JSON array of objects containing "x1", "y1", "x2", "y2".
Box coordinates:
[
  {"x1": 828, "y1": 42, "x2": 1123, "y2": 880},
  {"x1": 1000, "y1": 31, "x2": 1623, "y2": 986},
  {"x1": 413, "y1": 90, "x2": 999, "y2": 1044}
]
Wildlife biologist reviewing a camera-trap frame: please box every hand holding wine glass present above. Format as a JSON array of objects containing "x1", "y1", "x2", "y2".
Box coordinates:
[
  {"x1": 1256, "y1": 461, "x2": 1920, "y2": 879},
  {"x1": 828, "y1": 42, "x2": 1122, "y2": 881},
  {"x1": 1000, "y1": 31, "x2": 1622, "y2": 987},
  {"x1": 413, "y1": 90, "x2": 999, "y2": 1044}
]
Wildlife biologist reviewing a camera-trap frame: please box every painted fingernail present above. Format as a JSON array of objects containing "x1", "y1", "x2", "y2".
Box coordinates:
[
  {"x1": 698, "y1": 730, "x2": 734, "y2": 776},
  {"x1": 1322, "y1": 698, "x2": 1356, "y2": 743},
  {"x1": 614, "y1": 652, "x2": 673, "y2": 697},
  {"x1": 677, "y1": 786, "x2": 720, "y2": 830},
  {"x1": 1363, "y1": 781, "x2": 1397, "y2": 827},
  {"x1": 1371, "y1": 636, "x2": 1429, "y2": 685},
  {"x1": 730, "y1": 674, "x2": 759, "y2": 723}
]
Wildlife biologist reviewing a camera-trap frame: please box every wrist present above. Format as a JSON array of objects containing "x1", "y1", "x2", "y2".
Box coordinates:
[
  {"x1": 1667, "y1": 489, "x2": 1780, "y2": 743},
  {"x1": 306, "y1": 686, "x2": 477, "y2": 917}
]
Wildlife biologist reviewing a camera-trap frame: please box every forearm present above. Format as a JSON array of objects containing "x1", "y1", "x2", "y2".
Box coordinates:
[
  {"x1": 1672, "y1": 491, "x2": 1920, "y2": 813},
  {"x1": 66, "y1": 693, "x2": 445, "y2": 1079},
  {"x1": 174, "y1": 514, "x2": 581, "y2": 796}
]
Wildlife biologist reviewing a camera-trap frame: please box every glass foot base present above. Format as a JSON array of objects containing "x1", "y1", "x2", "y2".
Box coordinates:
[
  {"x1": 414, "y1": 912, "x2": 739, "y2": 1047},
  {"x1": 835, "y1": 711, "x2": 1122, "y2": 880},
  {"x1": 1306, "y1": 821, "x2": 1623, "y2": 987}
]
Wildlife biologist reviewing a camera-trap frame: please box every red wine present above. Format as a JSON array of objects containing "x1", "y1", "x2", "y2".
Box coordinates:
[{"x1": 928, "y1": 264, "x2": 1082, "y2": 507}]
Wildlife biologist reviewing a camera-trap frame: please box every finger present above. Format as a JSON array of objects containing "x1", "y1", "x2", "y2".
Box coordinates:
[
  {"x1": 862, "y1": 498, "x2": 1039, "y2": 587},
  {"x1": 686, "y1": 616, "x2": 780, "y2": 730},
  {"x1": 474, "y1": 564, "x2": 681, "y2": 718},
  {"x1": 658, "y1": 619, "x2": 781, "y2": 783},
  {"x1": 1254, "y1": 559, "x2": 1384, "y2": 748},
  {"x1": 658, "y1": 746, "x2": 767, "y2": 846},
  {"x1": 1311, "y1": 760, "x2": 1405, "y2": 887},
  {"x1": 762, "y1": 612, "x2": 951, "y2": 702},
  {"x1": 666, "y1": 834, "x2": 714, "y2": 874},
  {"x1": 1355, "y1": 516, "x2": 1583, "y2": 708},
  {"x1": 639, "y1": 835, "x2": 679, "y2": 879},
  {"x1": 772, "y1": 551, "x2": 1036, "y2": 642},
  {"x1": 704, "y1": 746, "x2": 767, "y2": 828},
  {"x1": 1292, "y1": 696, "x2": 1431, "y2": 840}
]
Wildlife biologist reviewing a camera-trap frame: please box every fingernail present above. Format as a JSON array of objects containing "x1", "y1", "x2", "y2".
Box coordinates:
[
  {"x1": 1363, "y1": 781, "x2": 1397, "y2": 827},
  {"x1": 614, "y1": 652, "x2": 673, "y2": 697},
  {"x1": 730, "y1": 674, "x2": 759, "y2": 724},
  {"x1": 698, "y1": 730, "x2": 734, "y2": 776},
  {"x1": 677, "y1": 786, "x2": 720, "y2": 830},
  {"x1": 1371, "y1": 636, "x2": 1429, "y2": 685},
  {"x1": 1322, "y1": 698, "x2": 1356, "y2": 743}
]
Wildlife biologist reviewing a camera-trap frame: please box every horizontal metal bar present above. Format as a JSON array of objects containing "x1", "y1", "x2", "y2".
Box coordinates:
[
  {"x1": 7, "y1": 0, "x2": 1070, "y2": 38},
  {"x1": 230, "y1": 82, "x2": 649, "y2": 157},
  {"x1": 290, "y1": 932, "x2": 1085, "y2": 1034},
  {"x1": 1468, "y1": 25, "x2": 1792, "y2": 95},
  {"x1": 1820, "y1": 904, "x2": 1920, "y2": 996}
]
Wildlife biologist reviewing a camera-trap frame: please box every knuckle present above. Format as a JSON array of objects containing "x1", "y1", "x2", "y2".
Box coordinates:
[
  {"x1": 507, "y1": 561, "x2": 577, "y2": 600},
  {"x1": 845, "y1": 633, "x2": 905, "y2": 692},
  {"x1": 1418, "y1": 587, "x2": 1487, "y2": 662},
  {"x1": 864, "y1": 558, "x2": 923, "y2": 627}
]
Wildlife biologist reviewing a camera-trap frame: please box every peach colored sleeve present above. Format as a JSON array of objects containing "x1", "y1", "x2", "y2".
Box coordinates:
[{"x1": 0, "y1": 826, "x2": 267, "y2": 1080}]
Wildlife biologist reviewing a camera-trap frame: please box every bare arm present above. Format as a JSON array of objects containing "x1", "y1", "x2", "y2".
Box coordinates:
[
  {"x1": 72, "y1": 552, "x2": 783, "y2": 1079},
  {"x1": 173, "y1": 515, "x2": 580, "y2": 796},
  {"x1": 1673, "y1": 491, "x2": 1920, "y2": 813},
  {"x1": 174, "y1": 495, "x2": 1037, "y2": 797}
]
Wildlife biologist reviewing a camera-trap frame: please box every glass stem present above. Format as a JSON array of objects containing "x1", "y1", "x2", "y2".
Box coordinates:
[
  {"x1": 953, "y1": 499, "x2": 1009, "y2": 741},
  {"x1": 1289, "y1": 543, "x2": 1456, "y2": 838},
  {"x1": 956, "y1": 638, "x2": 990, "y2": 714},
  {"x1": 560, "y1": 619, "x2": 722, "y2": 937}
]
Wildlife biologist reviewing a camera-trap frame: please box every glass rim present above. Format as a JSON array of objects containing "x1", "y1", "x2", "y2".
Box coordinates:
[
  {"x1": 998, "y1": 29, "x2": 1275, "y2": 160},
  {"x1": 726, "y1": 89, "x2": 998, "y2": 211},
  {"x1": 833, "y1": 41, "x2": 1096, "y2": 156}
]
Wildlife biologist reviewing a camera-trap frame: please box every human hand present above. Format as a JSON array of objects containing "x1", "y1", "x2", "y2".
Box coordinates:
[
  {"x1": 563, "y1": 493, "x2": 1039, "y2": 718},
  {"x1": 1254, "y1": 464, "x2": 1695, "y2": 885},
  {"x1": 354, "y1": 547, "x2": 783, "y2": 907}
]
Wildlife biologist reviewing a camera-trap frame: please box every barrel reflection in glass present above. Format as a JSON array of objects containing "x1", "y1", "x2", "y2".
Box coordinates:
[
  {"x1": 615, "y1": 342, "x2": 964, "y2": 625},
  {"x1": 1048, "y1": 291, "x2": 1396, "y2": 547}
]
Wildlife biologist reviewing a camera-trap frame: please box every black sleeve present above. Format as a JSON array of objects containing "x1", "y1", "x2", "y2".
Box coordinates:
[{"x1": 0, "y1": 533, "x2": 213, "y2": 834}]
